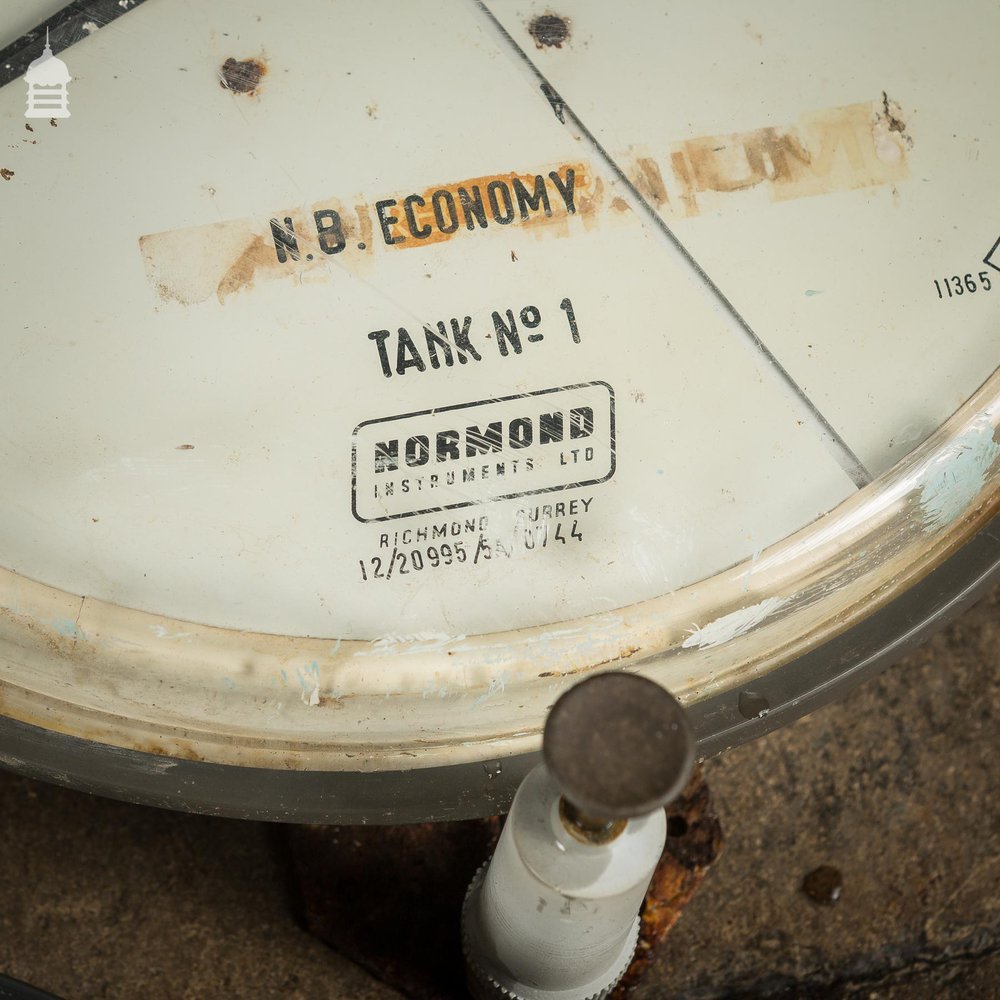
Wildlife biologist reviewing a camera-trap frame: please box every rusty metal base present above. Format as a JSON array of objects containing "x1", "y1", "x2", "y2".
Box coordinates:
[{"x1": 286, "y1": 767, "x2": 723, "y2": 1000}]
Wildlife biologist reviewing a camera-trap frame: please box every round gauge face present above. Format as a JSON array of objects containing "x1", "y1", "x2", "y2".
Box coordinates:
[{"x1": 0, "y1": 0, "x2": 998, "y2": 820}]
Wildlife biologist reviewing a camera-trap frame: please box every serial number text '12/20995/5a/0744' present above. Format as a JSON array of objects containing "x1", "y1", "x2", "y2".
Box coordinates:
[{"x1": 358, "y1": 500, "x2": 591, "y2": 582}]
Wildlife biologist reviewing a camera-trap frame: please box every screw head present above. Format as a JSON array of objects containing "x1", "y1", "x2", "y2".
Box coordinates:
[{"x1": 543, "y1": 673, "x2": 695, "y2": 819}]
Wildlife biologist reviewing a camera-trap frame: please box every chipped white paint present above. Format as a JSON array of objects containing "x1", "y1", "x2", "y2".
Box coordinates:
[
  {"x1": 357, "y1": 633, "x2": 467, "y2": 657},
  {"x1": 741, "y1": 541, "x2": 764, "y2": 594},
  {"x1": 472, "y1": 670, "x2": 512, "y2": 708},
  {"x1": 131, "y1": 756, "x2": 179, "y2": 775},
  {"x1": 149, "y1": 625, "x2": 194, "y2": 641},
  {"x1": 294, "y1": 661, "x2": 322, "y2": 706},
  {"x1": 682, "y1": 597, "x2": 790, "y2": 650}
]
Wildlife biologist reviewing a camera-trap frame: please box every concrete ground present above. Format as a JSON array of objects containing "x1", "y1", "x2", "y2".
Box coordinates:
[{"x1": 0, "y1": 584, "x2": 997, "y2": 999}]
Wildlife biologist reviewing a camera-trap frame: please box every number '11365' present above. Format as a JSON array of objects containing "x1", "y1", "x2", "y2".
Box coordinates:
[{"x1": 934, "y1": 272, "x2": 992, "y2": 298}]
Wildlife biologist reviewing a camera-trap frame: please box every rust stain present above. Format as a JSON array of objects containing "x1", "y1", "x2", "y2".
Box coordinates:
[
  {"x1": 138, "y1": 99, "x2": 908, "y2": 306},
  {"x1": 595, "y1": 644, "x2": 640, "y2": 667},
  {"x1": 353, "y1": 203, "x2": 373, "y2": 251},
  {"x1": 872, "y1": 92, "x2": 913, "y2": 167},
  {"x1": 668, "y1": 150, "x2": 698, "y2": 216},
  {"x1": 0, "y1": 606, "x2": 81, "y2": 663},
  {"x1": 140, "y1": 193, "x2": 369, "y2": 305},
  {"x1": 559, "y1": 173, "x2": 604, "y2": 237},
  {"x1": 381, "y1": 163, "x2": 592, "y2": 249},
  {"x1": 658, "y1": 100, "x2": 909, "y2": 217},
  {"x1": 539, "y1": 645, "x2": 640, "y2": 679},
  {"x1": 0, "y1": 168, "x2": 13, "y2": 181},
  {"x1": 131, "y1": 738, "x2": 203, "y2": 762},
  {"x1": 175, "y1": 444, "x2": 195, "y2": 451},
  {"x1": 575, "y1": 174, "x2": 604, "y2": 221},
  {"x1": 681, "y1": 135, "x2": 772, "y2": 194},
  {"x1": 879, "y1": 91, "x2": 911, "y2": 143},
  {"x1": 628, "y1": 155, "x2": 669, "y2": 208},
  {"x1": 528, "y1": 13, "x2": 570, "y2": 48},
  {"x1": 611, "y1": 768, "x2": 723, "y2": 997},
  {"x1": 215, "y1": 233, "x2": 275, "y2": 302},
  {"x1": 219, "y1": 56, "x2": 267, "y2": 95}
]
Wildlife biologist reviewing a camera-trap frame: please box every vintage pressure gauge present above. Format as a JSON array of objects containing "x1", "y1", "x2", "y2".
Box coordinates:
[{"x1": 0, "y1": 0, "x2": 997, "y2": 821}]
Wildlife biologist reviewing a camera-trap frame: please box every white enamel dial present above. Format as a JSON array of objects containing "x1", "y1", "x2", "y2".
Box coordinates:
[{"x1": 0, "y1": 0, "x2": 997, "y2": 818}]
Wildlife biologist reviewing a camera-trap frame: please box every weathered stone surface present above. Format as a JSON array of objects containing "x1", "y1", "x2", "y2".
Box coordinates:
[
  {"x1": 633, "y1": 585, "x2": 1000, "y2": 998},
  {"x1": 288, "y1": 818, "x2": 503, "y2": 1000},
  {"x1": 0, "y1": 777, "x2": 400, "y2": 1000}
]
